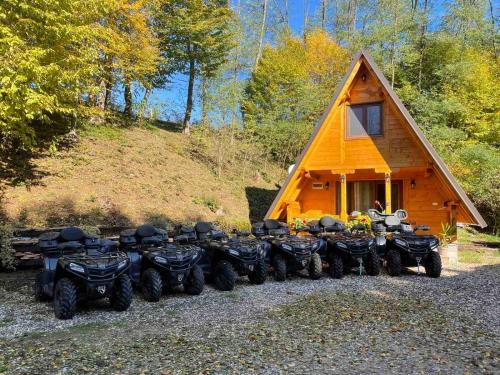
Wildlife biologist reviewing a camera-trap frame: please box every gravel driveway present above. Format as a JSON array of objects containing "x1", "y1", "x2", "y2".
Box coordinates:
[{"x1": 0, "y1": 262, "x2": 498, "y2": 374}]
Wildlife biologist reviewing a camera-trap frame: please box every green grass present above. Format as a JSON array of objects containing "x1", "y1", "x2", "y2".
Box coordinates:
[
  {"x1": 457, "y1": 227, "x2": 500, "y2": 245},
  {"x1": 80, "y1": 124, "x2": 125, "y2": 141},
  {"x1": 459, "y1": 249, "x2": 500, "y2": 264}
]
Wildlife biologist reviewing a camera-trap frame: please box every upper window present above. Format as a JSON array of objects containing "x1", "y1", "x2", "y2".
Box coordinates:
[{"x1": 347, "y1": 102, "x2": 382, "y2": 137}]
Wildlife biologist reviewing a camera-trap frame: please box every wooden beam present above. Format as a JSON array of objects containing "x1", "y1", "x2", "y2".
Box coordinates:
[
  {"x1": 340, "y1": 174, "x2": 348, "y2": 221},
  {"x1": 385, "y1": 172, "x2": 392, "y2": 214}
]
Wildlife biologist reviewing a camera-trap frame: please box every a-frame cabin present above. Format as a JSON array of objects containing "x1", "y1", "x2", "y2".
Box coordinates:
[{"x1": 265, "y1": 50, "x2": 486, "y2": 235}]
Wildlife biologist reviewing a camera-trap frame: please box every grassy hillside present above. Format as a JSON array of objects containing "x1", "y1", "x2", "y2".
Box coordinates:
[{"x1": 1, "y1": 122, "x2": 285, "y2": 230}]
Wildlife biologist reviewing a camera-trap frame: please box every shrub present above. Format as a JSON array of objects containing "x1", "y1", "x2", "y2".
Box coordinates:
[
  {"x1": 193, "y1": 197, "x2": 220, "y2": 213},
  {"x1": 0, "y1": 222, "x2": 15, "y2": 270}
]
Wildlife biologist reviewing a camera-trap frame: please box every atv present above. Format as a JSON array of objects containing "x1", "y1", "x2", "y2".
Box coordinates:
[
  {"x1": 119, "y1": 224, "x2": 205, "y2": 302},
  {"x1": 174, "y1": 222, "x2": 268, "y2": 291},
  {"x1": 252, "y1": 219, "x2": 324, "y2": 282},
  {"x1": 34, "y1": 227, "x2": 132, "y2": 319},
  {"x1": 308, "y1": 216, "x2": 380, "y2": 279},
  {"x1": 368, "y1": 209, "x2": 442, "y2": 277}
]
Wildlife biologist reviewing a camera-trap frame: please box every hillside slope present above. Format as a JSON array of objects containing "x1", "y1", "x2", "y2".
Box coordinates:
[{"x1": 1, "y1": 124, "x2": 285, "y2": 229}]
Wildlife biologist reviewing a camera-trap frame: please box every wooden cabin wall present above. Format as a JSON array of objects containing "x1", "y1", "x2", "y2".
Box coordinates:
[{"x1": 306, "y1": 67, "x2": 428, "y2": 172}]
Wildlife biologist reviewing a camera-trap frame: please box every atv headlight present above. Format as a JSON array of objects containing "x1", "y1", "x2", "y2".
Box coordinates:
[
  {"x1": 228, "y1": 249, "x2": 240, "y2": 256},
  {"x1": 117, "y1": 259, "x2": 128, "y2": 269},
  {"x1": 394, "y1": 238, "x2": 407, "y2": 247},
  {"x1": 311, "y1": 242, "x2": 319, "y2": 250},
  {"x1": 69, "y1": 262, "x2": 85, "y2": 273},
  {"x1": 336, "y1": 242, "x2": 347, "y2": 249},
  {"x1": 155, "y1": 256, "x2": 168, "y2": 264},
  {"x1": 430, "y1": 239, "x2": 439, "y2": 250},
  {"x1": 368, "y1": 239, "x2": 374, "y2": 246},
  {"x1": 282, "y1": 244, "x2": 293, "y2": 251}
]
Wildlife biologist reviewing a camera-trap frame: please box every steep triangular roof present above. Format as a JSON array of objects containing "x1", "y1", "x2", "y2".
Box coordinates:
[{"x1": 265, "y1": 49, "x2": 487, "y2": 228}]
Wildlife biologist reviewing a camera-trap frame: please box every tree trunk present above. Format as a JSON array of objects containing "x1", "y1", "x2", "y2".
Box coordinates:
[
  {"x1": 123, "y1": 78, "x2": 133, "y2": 117},
  {"x1": 321, "y1": 0, "x2": 327, "y2": 30},
  {"x1": 488, "y1": 0, "x2": 497, "y2": 58},
  {"x1": 103, "y1": 54, "x2": 113, "y2": 110},
  {"x1": 253, "y1": 0, "x2": 268, "y2": 71},
  {"x1": 104, "y1": 80, "x2": 113, "y2": 110},
  {"x1": 201, "y1": 76, "x2": 209, "y2": 127},
  {"x1": 231, "y1": 0, "x2": 241, "y2": 129},
  {"x1": 284, "y1": 0, "x2": 289, "y2": 31},
  {"x1": 183, "y1": 55, "x2": 195, "y2": 135},
  {"x1": 346, "y1": 0, "x2": 358, "y2": 42},
  {"x1": 138, "y1": 87, "x2": 151, "y2": 119},
  {"x1": 417, "y1": 0, "x2": 429, "y2": 92},
  {"x1": 303, "y1": 0, "x2": 309, "y2": 38}
]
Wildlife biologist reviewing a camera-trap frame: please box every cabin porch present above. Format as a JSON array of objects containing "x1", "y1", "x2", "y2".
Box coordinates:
[{"x1": 283, "y1": 167, "x2": 456, "y2": 235}]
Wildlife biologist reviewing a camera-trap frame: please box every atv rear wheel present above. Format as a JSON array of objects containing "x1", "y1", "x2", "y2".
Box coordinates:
[
  {"x1": 425, "y1": 251, "x2": 442, "y2": 278},
  {"x1": 309, "y1": 253, "x2": 322, "y2": 280},
  {"x1": 110, "y1": 274, "x2": 133, "y2": 311},
  {"x1": 54, "y1": 278, "x2": 77, "y2": 320},
  {"x1": 185, "y1": 265, "x2": 205, "y2": 295},
  {"x1": 365, "y1": 248, "x2": 380, "y2": 276},
  {"x1": 142, "y1": 268, "x2": 163, "y2": 302},
  {"x1": 34, "y1": 272, "x2": 49, "y2": 302},
  {"x1": 214, "y1": 260, "x2": 236, "y2": 291},
  {"x1": 248, "y1": 258, "x2": 267, "y2": 284},
  {"x1": 273, "y1": 254, "x2": 287, "y2": 282},
  {"x1": 386, "y1": 250, "x2": 402, "y2": 276},
  {"x1": 329, "y1": 254, "x2": 343, "y2": 279}
]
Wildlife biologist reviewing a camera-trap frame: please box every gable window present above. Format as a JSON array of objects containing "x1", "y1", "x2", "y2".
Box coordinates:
[{"x1": 347, "y1": 102, "x2": 382, "y2": 137}]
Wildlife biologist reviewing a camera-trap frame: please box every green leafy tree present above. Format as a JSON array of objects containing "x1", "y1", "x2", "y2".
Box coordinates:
[
  {"x1": 0, "y1": 0, "x2": 107, "y2": 147},
  {"x1": 242, "y1": 30, "x2": 348, "y2": 166},
  {"x1": 153, "y1": 0, "x2": 235, "y2": 134}
]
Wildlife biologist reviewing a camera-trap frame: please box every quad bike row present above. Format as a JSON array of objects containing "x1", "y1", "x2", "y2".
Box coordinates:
[{"x1": 34, "y1": 209, "x2": 441, "y2": 319}]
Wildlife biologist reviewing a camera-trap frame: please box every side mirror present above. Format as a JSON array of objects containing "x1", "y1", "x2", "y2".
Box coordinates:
[{"x1": 415, "y1": 225, "x2": 430, "y2": 231}]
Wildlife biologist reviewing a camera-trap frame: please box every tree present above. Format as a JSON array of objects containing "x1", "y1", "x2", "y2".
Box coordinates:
[
  {"x1": 154, "y1": 0, "x2": 235, "y2": 134},
  {"x1": 0, "y1": 0, "x2": 106, "y2": 147},
  {"x1": 97, "y1": 0, "x2": 161, "y2": 117},
  {"x1": 242, "y1": 30, "x2": 349, "y2": 166}
]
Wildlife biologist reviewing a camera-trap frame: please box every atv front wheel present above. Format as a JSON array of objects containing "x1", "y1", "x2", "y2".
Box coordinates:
[
  {"x1": 110, "y1": 274, "x2": 133, "y2": 311},
  {"x1": 248, "y1": 258, "x2": 267, "y2": 284},
  {"x1": 273, "y1": 254, "x2": 287, "y2": 282},
  {"x1": 365, "y1": 248, "x2": 381, "y2": 276},
  {"x1": 54, "y1": 278, "x2": 77, "y2": 320},
  {"x1": 309, "y1": 253, "x2": 322, "y2": 280},
  {"x1": 142, "y1": 268, "x2": 163, "y2": 302},
  {"x1": 425, "y1": 251, "x2": 442, "y2": 278},
  {"x1": 34, "y1": 272, "x2": 49, "y2": 302},
  {"x1": 329, "y1": 254, "x2": 343, "y2": 279},
  {"x1": 185, "y1": 265, "x2": 205, "y2": 295},
  {"x1": 214, "y1": 260, "x2": 236, "y2": 291},
  {"x1": 386, "y1": 250, "x2": 402, "y2": 276}
]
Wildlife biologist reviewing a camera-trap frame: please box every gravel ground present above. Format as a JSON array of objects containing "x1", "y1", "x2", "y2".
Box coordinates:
[{"x1": 0, "y1": 262, "x2": 498, "y2": 374}]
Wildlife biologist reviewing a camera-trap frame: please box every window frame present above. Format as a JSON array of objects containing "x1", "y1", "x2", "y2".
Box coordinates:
[{"x1": 346, "y1": 101, "x2": 384, "y2": 139}]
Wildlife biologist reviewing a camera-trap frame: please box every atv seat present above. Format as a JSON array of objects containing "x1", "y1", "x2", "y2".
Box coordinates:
[
  {"x1": 318, "y1": 216, "x2": 345, "y2": 232},
  {"x1": 174, "y1": 226, "x2": 197, "y2": 243},
  {"x1": 137, "y1": 225, "x2": 167, "y2": 243},
  {"x1": 194, "y1": 222, "x2": 226, "y2": 241},
  {"x1": 263, "y1": 219, "x2": 289, "y2": 236},
  {"x1": 39, "y1": 227, "x2": 100, "y2": 252}
]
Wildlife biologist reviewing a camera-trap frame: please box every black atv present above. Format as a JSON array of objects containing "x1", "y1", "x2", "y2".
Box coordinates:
[
  {"x1": 368, "y1": 209, "x2": 442, "y2": 277},
  {"x1": 252, "y1": 219, "x2": 324, "y2": 282},
  {"x1": 174, "y1": 222, "x2": 268, "y2": 291},
  {"x1": 34, "y1": 227, "x2": 132, "y2": 319},
  {"x1": 119, "y1": 224, "x2": 205, "y2": 302},
  {"x1": 308, "y1": 216, "x2": 380, "y2": 279}
]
